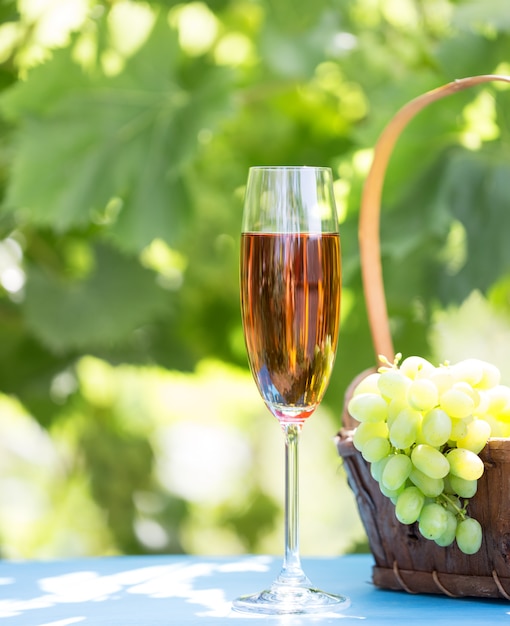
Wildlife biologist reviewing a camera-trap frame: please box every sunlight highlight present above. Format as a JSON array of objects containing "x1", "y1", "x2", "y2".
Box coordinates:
[
  {"x1": 333, "y1": 178, "x2": 350, "y2": 223},
  {"x1": 19, "y1": 0, "x2": 89, "y2": 44},
  {"x1": 214, "y1": 32, "x2": 255, "y2": 66},
  {"x1": 0, "y1": 237, "x2": 25, "y2": 296},
  {"x1": 493, "y1": 63, "x2": 510, "y2": 86},
  {"x1": 381, "y1": 0, "x2": 419, "y2": 28},
  {"x1": 460, "y1": 90, "x2": 499, "y2": 150},
  {"x1": 76, "y1": 356, "x2": 117, "y2": 409},
  {"x1": 352, "y1": 148, "x2": 374, "y2": 177},
  {"x1": 156, "y1": 421, "x2": 252, "y2": 503},
  {"x1": 431, "y1": 291, "x2": 510, "y2": 385},
  {"x1": 339, "y1": 287, "x2": 355, "y2": 325},
  {"x1": 169, "y1": 2, "x2": 219, "y2": 56},
  {"x1": 0, "y1": 558, "x2": 273, "y2": 621},
  {"x1": 140, "y1": 238, "x2": 187, "y2": 291},
  {"x1": 108, "y1": 1, "x2": 156, "y2": 58},
  {"x1": 439, "y1": 219, "x2": 467, "y2": 276}
]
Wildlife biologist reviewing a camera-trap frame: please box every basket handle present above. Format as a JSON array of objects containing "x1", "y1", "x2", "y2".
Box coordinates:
[{"x1": 359, "y1": 74, "x2": 510, "y2": 366}]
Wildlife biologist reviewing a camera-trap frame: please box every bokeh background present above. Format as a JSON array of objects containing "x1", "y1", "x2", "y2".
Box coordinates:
[{"x1": 2, "y1": 0, "x2": 510, "y2": 560}]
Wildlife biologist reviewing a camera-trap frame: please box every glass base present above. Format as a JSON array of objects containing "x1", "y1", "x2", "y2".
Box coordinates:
[{"x1": 232, "y1": 583, "x2": 350, "y2": 615}]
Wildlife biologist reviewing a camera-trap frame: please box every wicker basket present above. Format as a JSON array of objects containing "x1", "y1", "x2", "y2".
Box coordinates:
[{"x1": 336, "y1": 74, "x2": 510, "y2": 599}]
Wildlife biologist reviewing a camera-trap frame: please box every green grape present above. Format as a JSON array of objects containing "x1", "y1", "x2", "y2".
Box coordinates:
[
  {"x1": 453, "y1": 381, "x2": 480, "y2": 409},
  {"x1": 379, "y1": 482, "x2": 405, "y2": 500},
  {"x1": 378, "y1": 369, "x2": 410, "y2": 401},
  {"x1": 389, "y1": 408, "x2": 421, "y2": 449},
  {"x1": 455, "y1": 418, "x2": 491, "y2": 454},
  {"x1": 476, "y1": 361, "x2": 501, "y2": 390},
  {"x1": 348, "y1": 393, "x2": 388, "y2": 423},
  {"x1": 420, "y1": 408, "x2": 452, "y2": 447},
  {"x1": 353, "y1": 421, "x2": 389, "y2": 451},
  {"x1": 411, "y1": 444, "x2": 450, "y2": 479},
  {"x1": 487, "y1": 385, "x2": 510, "y2": 414},
  {"x1": 449, "y1": 417, "x2": 468, "y2": 442},
  {"x1": 407, "y1": 378, "x2": 439, "y2": 412},
  {"x1": 353, "y1": 372, "x2": 381, "y2": 395},
  {"x1": 387, "y1": 397, "x2": 407, "y2": 428},
  {"x1": 381, "y1": 453, "x2": 412, "y2": 491},
  {"x1": 450, "y1": 359, "x2": 483, "y2": 387},
  {"x1": 448, "y1": 474, "x2": 478, "y2": 498},
  {"x1": 418, "y1": 502, "x2": 449, "y2": 540},
  {"x1": 361, "y1": 436, "x2": 391, "y2": 463},
  {"x1": 487, "y1": 415, "x2": 510, "y2": 437},
  {"x1": 395, "y1": 485, "x2": 425, "y2": 524},
  {"x1": 399, "y1": 356, "x2": 435, "y2": 380},
  {"x1": 456, "y1": 517, "x2": 483, "y2": 554},
  {"x1": 434, "y1": 509, "x2": 457, "y2": 547},
  {"x1": 370, "y1": 456, "x2": 390, "y2": 482},
  {"x1": 440, "y1": 388, "x2": 474, "y2": 419},
  {"x1": 443, "y1": 475, "x2": 455, "y2": 495},
  {"x1": 473, "y1": 390, "x2": 490, "y2": 417},
  {"x1": 446, "y1": 447, "x2": 484, "y2": 481},
  {"x1": 494, "y1": 402, "x2": 510, "y2": 425},
  {"x1": 409, "y1": 467, "x2": 444, "y2": 498},
  {"x1": 429, "y1": 367, "x2": 455, "y2": 395}
]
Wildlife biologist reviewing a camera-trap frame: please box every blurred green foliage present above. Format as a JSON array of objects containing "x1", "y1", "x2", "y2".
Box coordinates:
[{"x1": 1, "y1": 0, "x2": 510, "y2": 558}]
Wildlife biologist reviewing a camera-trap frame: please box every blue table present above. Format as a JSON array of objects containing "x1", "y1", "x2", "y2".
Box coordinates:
[{"x1": 0, "y1": 553, "x2": 508, "y2": 625}]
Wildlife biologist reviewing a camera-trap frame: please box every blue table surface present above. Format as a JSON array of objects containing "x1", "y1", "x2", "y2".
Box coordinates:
[{"x1": 0, "y1": 553, "x2": 508, "y2": 625}]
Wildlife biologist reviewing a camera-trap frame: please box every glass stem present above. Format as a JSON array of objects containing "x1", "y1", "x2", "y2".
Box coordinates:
[{"x1": 276, "y1": 422, "x2": 311, "y2": 588}]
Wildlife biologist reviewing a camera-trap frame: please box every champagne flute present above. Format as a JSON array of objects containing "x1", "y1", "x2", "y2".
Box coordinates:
[{"x1": 233, "y1": 166, "x2": 349, "y2": 615}]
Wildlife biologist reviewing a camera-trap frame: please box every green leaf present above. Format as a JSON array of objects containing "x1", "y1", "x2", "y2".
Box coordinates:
[
  {"x1": 0, "y1": 300, "x2": 71, "y2": 424},
  {"x1": 0, "y1": 12, "x2": 234, "y2": 252},
  {"x1": 81, "y1": 418, "x2": 154, "y2": 554},
  {"x1": 259, "y1": 9, "x2": 342, "y2": 79},
  {"x1": 440, "y1": 151, "x2": 510, "y2": 300},
  {"x1": 0, "y1": 0, "x2": 18, "y2": 23},
  {"x1": 22, "y1": 244, "x2": 169, "y2": 352}
]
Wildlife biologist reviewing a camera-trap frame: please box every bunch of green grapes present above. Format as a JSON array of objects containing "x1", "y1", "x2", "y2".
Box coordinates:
[{"x1": 348, "y1": 354, "x2": 510, "y2": 555}]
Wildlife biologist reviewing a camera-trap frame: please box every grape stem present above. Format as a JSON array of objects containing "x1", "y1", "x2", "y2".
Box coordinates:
[
  {"x1": 377, "y1": 353, "x2": 402, "y2": 372},
  {"x1": 438, "y1": 492, "x2": 467, "y2": 519}
]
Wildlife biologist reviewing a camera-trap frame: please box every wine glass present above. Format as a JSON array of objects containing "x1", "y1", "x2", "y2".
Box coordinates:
[{"x1": 233, "y1": 166, "x2": 349, "y2": 615}]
